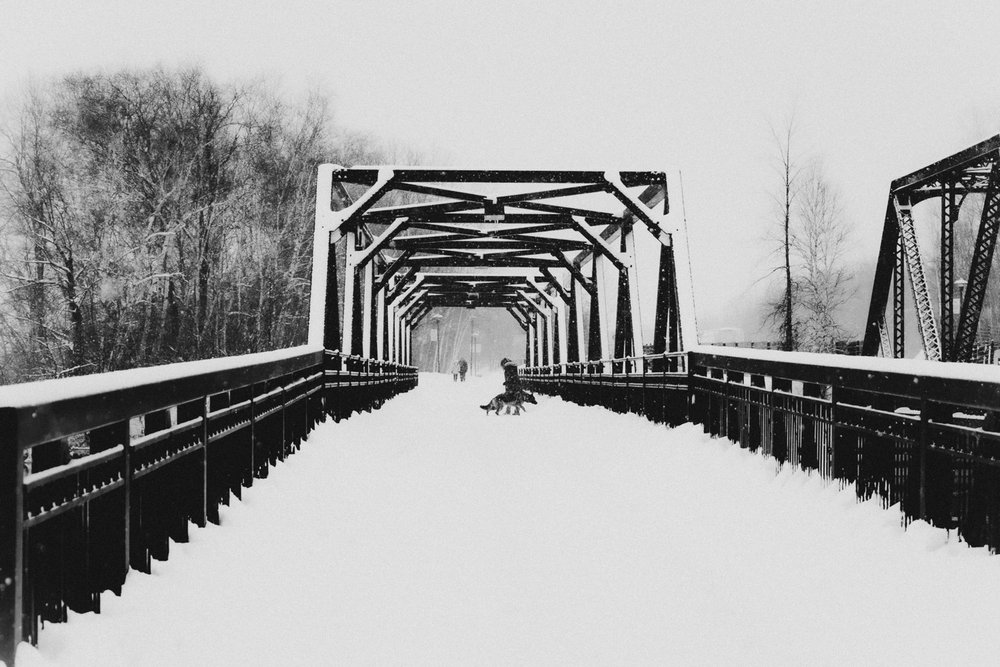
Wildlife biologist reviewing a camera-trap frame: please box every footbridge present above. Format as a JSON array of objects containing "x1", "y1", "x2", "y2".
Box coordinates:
[{"x1": 3, "y1": 155, "x2": 1000, "y2": 664}]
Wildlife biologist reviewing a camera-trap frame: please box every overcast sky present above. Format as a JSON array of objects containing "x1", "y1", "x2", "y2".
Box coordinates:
[{"x1": 4, "y1": 0, "x2": 1000, "y2": 336}]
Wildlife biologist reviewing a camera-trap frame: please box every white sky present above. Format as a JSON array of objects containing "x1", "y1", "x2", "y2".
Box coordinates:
[{"x1": 4, "y1": 0, "x2": 1000, "y2": 335}]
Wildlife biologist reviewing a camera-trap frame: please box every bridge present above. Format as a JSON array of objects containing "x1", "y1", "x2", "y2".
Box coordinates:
[{"x1": 2, "y1": 152, "x2": 1000, "y2": 664}]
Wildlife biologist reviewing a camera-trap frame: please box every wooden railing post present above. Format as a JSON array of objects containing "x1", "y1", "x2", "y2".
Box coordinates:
[{"x1": 0, "y1": 409, "x2": 24, "y2": 666}]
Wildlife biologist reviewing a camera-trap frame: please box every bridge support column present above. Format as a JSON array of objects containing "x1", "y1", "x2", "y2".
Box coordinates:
[
  {"x1": 399, "y1": 319, "x2": 407, "y2": 365},
  {"x1": 535, "y1": 284, "x2": 566, "y2": 369},
  {"x1": 341, "y1": 229, "x2": 358, "y2": 355},
  {"x1": 0, "y1": 412, "x2": 23, "y2": 667},
  {"x1": 361, "y1": 261, "x2": 374, "y2": 358},
  {"x1": 623, "y1": 224, "x2": 645, "y2": 359},
  {"x1": 590, "y1": 254, "x2": 613, "y2": 370},
  {"x1": 386, "y1": 302, "x2": 395, "y2": 362},
  {"x1": 375, "y1": 285, "x2": 386, "y2": 360},
  {"x1": 652, "y1": 243, "x2": 682, "y2": 369},
  {"x1": 308, "y1": 165, "x2": 341, "y2": 350},
  {"x1": 544, "y1": 308, "x2": 554, "y2": 366},
  {"x1": 394, "y1": 287, "x2": 424, "y2": 365},
  {"x1": 528, "y1": 313, "x2": 537, "y2": 366},
  {"x1": 567, "y1": 277, "x2": 581, "y2": 363},
  {"x1": 894, "y1": 223, "x2": 905, "y2": 358}
]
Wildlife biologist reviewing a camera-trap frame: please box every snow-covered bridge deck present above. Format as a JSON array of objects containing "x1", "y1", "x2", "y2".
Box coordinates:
[{"x1": 18, "y1": 374, "x2": 1000, "y2": 666}]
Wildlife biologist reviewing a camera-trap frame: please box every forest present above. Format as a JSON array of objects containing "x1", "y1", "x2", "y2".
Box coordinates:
[{"x1": 0, "y1": 67, "x2": 399, "y2": 384}]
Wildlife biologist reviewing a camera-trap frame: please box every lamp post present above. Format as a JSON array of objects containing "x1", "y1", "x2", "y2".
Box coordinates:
[
  {"x1": 953, "y1": 278, "x2": 968, "y2": 316},
  {"x1": 470, "y1": 315, "x2": 476, "y2": 377},
  {"x1": 431, "y1": 313, "x2": 443, "y2": 372},
  {"x1": 471, "y1": 331, "x2": 478, "y2": 377}
]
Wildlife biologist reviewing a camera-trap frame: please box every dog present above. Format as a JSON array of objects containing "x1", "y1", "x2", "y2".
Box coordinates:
[{"x1": 480, "y1": 390, "x2": 537, "y2": 415}]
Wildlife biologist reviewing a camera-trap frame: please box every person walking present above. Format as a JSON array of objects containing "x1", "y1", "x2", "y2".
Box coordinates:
[
  {"x1": 450, "y1": 360, "x2": 459, "y2": 382},
  {"x1": 458, "y1": 358, "x2": 468, "y2": 381}
]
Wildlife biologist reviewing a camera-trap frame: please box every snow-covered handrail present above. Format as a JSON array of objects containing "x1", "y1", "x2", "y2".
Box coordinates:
[{"x1": 0, "y1": 349, "x2": 417, "y2": 665}]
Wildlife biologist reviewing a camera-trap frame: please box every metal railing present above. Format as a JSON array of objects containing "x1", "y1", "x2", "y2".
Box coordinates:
[
  {"x1": 0, "y1": 347, "x2": 417, "y2": 664},
  {"x1": 520, "y1": 352, "x2": 689, "y2": 426},
  {"x1": 522, "y1": 347, "x2": 1000, "y2": 553}
]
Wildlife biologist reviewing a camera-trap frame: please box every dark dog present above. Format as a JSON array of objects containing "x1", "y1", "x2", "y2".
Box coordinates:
[{"x1": 480, "y1": 390, "x2": 537, "y2": 415}]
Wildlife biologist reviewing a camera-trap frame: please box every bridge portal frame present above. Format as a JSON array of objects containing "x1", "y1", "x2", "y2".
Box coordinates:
[
  {"x1": 863, "y1": 135, "x2": 1000, "y2": 362},
  {"x1": 308, "y1": 166, "x2": 698, "y2": 371}
]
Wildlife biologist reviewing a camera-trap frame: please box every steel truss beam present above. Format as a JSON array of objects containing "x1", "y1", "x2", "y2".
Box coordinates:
[
  {"x1": 864, "y1": 138, "x2": 1000, "y2": 362},
  {"x1": 955, "y1": 158, "x2": 1000, "y2": 361},
  {"x1": 310, "y1": 165, "x2": 691, "y2": 366},
  {"x1": 331, "y1": 168, "x2": 667, "y2": 187}
]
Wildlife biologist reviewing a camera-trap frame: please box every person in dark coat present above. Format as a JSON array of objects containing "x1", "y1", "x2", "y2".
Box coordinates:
[
  {"x1": 500, "y1": 357, "x2": 520, "y2": 397},
  {"x1": 458, "y1": 358, "x2": 468, "y2": 381}
]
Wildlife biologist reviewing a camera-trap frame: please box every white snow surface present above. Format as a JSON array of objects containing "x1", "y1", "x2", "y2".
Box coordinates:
[{"x1": 15, "y1": 372, "x2": 1000, "y2": 666}]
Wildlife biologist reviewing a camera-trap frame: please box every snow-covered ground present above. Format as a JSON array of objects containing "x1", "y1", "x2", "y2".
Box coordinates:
[{"x1": 15, "y1": 372, "x2": 1000, "y2": 666}]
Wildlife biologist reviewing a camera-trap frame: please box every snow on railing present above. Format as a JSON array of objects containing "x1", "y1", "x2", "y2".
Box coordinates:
[
  {"x1": 521, "y1": 347, "x2": 1000, "y2": 553},
  {"x1": 0, "y1": 349, "x2": 417, "y2": 665}
]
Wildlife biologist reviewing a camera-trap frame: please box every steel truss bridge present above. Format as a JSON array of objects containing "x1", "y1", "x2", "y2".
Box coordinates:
[
  {"x1": 864, "y1": 135, "x2": 1000, "y2": 362},
  {"x1": 3, "y1": 151, "x2": 1000, "y2": 664},
  {"x1": 306, "y1": 166, "x2": 694, "y2": 367}
]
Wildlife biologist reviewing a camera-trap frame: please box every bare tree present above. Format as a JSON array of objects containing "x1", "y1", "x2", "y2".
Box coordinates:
[
  {"x1": 762, "y1": 118, "x2": 856, "y2": 352},
  {"x1": 792, "y1": 161, "x2": 855, "y2": 352},
  {"x1": 763, "y1": 117, "x2": 800, "y2": 350}
]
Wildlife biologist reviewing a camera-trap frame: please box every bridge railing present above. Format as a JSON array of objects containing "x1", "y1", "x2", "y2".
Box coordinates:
[
  {"x1": 522, "y1": 347, "x2": 1000, "y2": 552},
  {"x1": 0, "y1": 347, "x2": 417, "y2": 664},
  {"x1": 520, "y1": 352, "x2": 690, "y2": 426}
]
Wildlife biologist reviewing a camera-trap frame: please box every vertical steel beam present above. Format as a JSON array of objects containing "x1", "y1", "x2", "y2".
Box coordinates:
[
  {"x1": 403, "y1": 322, "x2": 411, "y2": 365},
  {"x1": 528, "y1": 313, "x2": 537, "y2": 366},
  {"x1": 862, "y1": 200, "x2": 901, "y2": 356},
  {"x1": 567, "y1": 276, "x2": 580, "y2": 362},
  {"x1": 341, "y1": 228, "x2": 357, "y2": 355},
  {"x1": 652, "y1": 243, "x2": 679, "y2": 353},
  {"x1": 588, "y1": 258, "x2": 603, "y2": 362},
  {"x1": 545, "y1": 306, "x2": 554, "y2": 365},
  {"x1": 623, "y1": 224, "x2": 645, "y2": 358},
  {"x1": 956, "y1": 158, "x2": 1000, "y2": 361},
  {"x1": 894, "y1": 229, "x2": 906, "y2": 358},
  {"x1": 375, "y1": 287, "x2": 386, "y2": 360},
  {"x1": 614, "y1": 267, "x2": 633, "y2": 359},
  {"x1": 0, "y1": 411, "x2": 23, "y2": 667},
  {"x1": 361, "y1": 261, "x2": 374, "y2": 358},
  {"x1": 308, "y1": 165, "x2": 337, "y2": 348},
  {"x1": 940, "y1": 182, "x2": 956, "y2": 360},
  {"x1": 660, "y1": 168, "x2": 697, "y2": 350},
  {"x1": 594, "y1": 255, "x2": 613, "y2": 366},
  {"x1": 530, "y1": 280, "x2": 567, "y2": 369},
  {"x1": 324, "y1": 241, "x2": 341, "y2": 350}
]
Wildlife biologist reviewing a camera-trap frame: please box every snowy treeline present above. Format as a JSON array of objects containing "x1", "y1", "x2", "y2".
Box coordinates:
[{"x1": 0, "y1": 67, "x2": 403, "y2": 384}]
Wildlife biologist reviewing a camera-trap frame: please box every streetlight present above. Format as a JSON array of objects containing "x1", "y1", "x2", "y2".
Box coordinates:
[
  {"x1": 470, "y1": 314, "x2": 476, "y2": 377},
  {"x1": 471, "y1": 331, "x2": 479, "y2": 377},
  {"x1": 953, "y1": 278, "x2": 968, "y2": 316},
  {"x1": 431, "y1": 313, "x2": 444, "y2": 372}
]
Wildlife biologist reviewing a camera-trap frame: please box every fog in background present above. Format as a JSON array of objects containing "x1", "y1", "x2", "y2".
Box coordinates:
[{"x1": 4, "y1": 0, "x2": 1000, "y2": 345}]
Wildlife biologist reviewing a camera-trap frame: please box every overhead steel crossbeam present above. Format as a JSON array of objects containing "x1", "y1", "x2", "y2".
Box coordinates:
[
  {"x1": 330, "y1": 168, "x2": 667, "y2": 187},
  {"x1": 863, "y1": 136, "x2": 1000, "y2": 362},
  {"x1": 307, "y1": 165, "x2": 696, "y2": 368}
]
